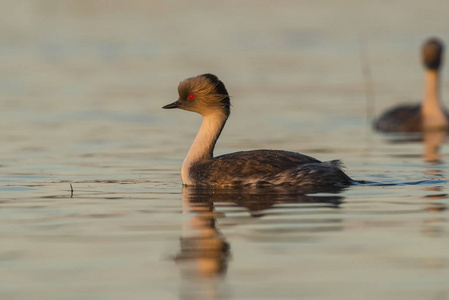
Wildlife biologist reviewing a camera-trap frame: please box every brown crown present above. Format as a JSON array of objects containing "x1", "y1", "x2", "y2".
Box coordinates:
[{"x1": 422, "y1": 38, "x2": 444, "y2": 70}]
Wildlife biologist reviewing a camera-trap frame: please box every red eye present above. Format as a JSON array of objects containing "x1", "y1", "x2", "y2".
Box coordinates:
[{"x1": 188, "y1": 94, "x2": 195, "y2": 100}]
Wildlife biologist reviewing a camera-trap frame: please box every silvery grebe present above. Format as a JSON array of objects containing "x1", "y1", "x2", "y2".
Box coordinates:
[
  {"x1": 163, "y1": 73, "x2": 354, "y2": 189},
  {"x1": 374, "y1": 38, "x2": 449, "y2": 132}
]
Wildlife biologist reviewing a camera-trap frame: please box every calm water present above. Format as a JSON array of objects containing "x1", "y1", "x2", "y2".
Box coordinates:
[{"x1": 1, "y1": 1, "x2": 449, "y2": 299}]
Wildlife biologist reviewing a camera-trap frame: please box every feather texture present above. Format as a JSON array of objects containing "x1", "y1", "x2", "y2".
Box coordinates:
[{"x1": 164, "y1": 74, "x2": 354, "y2": 191}]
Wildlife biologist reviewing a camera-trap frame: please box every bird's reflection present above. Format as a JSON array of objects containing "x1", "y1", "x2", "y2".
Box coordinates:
[
  {"x1": 175, "y1": 186, "x2": 343, "y2": 279},
  {"x1": 378, "y1": 130, "x2": 448, "y2": 237},
  {"x1": 384, "y1": 129, "x2": 447, "y2": 162},
  {"x1": 421, "y1": 136, "x2": 447, "y2": 238},
  {"x1": 176, "y1": 193, "x2": 230, "y2": 279},
  {"x1": 422, "y1": 186, "x2": 447, "y2": 238},
  {"x1": 423, "y1": 130, "x2": 447, "y2": 162},
  {"x1": 419, "y1": 143, "x2": 448, "y2": 238}
]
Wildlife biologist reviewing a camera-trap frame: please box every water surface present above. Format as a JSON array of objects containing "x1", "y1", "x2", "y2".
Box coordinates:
[{"x1": 1, "y1": 1, "x2": 449, "y2": 299}]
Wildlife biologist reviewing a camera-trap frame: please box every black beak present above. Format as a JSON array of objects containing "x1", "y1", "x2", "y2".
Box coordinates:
[{"x1": 162, "y1": 100, "x2": 180, "y2": 109}]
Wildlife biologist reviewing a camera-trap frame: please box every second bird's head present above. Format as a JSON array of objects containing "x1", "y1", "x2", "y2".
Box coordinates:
[
  {"x1": 422, "y1": 38, "x2": 444, "y2": 71},
  {"x1": 163, "y1": 74, "x2": 230, "y2": 116}
]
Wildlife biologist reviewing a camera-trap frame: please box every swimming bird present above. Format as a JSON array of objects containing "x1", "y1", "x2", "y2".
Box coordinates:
[
  {"x1": 374, "y1": 38, "x2": 449, "y2": 132},
  {"x1": 163, "y1": 74, "x2": 354, "y2": 191}
]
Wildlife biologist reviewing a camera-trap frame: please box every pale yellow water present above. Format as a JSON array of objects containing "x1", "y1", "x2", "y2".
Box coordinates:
[{"x1": 1, "y1": 1, "x2": 449, "y2": 299}]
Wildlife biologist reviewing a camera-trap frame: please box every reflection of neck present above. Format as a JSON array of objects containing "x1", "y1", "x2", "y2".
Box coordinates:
[
  {"x1": 179, "y1": 187, "x2": 229, "y2": 279},
  {"x1": 423, "y1": 130, "x2": 446, "y2": 162},
  {"x1": 422, "y1": 70, "x2": 448, "y2": 129},
  {"x1": 181, "y1": 111, "x2": 228, "y2": 185}
]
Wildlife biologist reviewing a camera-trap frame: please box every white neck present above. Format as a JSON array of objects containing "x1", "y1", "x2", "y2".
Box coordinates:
[
  {"x1": 421, "y1": 70, "x2": 448, "y2": 129},
  {"x1": 181, "y1": 112, "x2": 228, "y2": 185}
]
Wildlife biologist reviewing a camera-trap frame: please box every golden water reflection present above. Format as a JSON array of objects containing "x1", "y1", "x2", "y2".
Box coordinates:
[
  {"x1": 176, "y1": 196, "x2": 230, "y2": 278},
  {"x1": 423, "y1": 130, "x2": 447, "y2": 162},
  {"x1": 383, "y1": 129, "x2": 447, "y2": 162},
  {"x1": 176, "y1": 186, "x2": 343, "y2": 279},
  {"x1": 422, "y1": 186, "x2": 447, "y2": 238}
]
